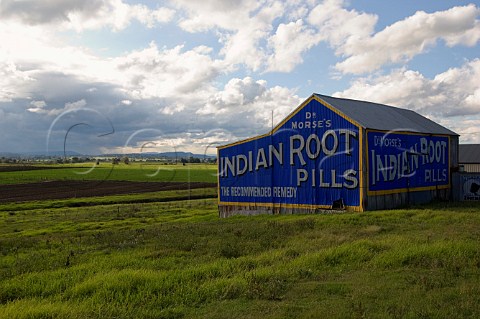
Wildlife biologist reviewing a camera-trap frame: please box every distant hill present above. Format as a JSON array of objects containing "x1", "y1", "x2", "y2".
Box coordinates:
[
  {"x1": 0, "y1": 151, "x2": 216, "y2": 159},
  {"x1": 0, "y1": 151, "x2": 84, "y2": 158},
  {"x1": 44, "y1": 151, "x2": 85, "y2": 157},
  {"x1": 102, "y1": 151, "x2": 216, "y2": 159}
]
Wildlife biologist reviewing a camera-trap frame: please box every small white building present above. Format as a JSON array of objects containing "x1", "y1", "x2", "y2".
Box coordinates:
[{"x1": 459, "y1": 144, "x2": 480, "y2": 173}]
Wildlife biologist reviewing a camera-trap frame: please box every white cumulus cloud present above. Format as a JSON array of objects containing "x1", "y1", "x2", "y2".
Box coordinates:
[
  {"x1": 175, "y1": 0, "x2": 311, "y2": 71},
  {"x1": 0, "y1": 0, "x2": 175, "y2": 31},
  {"x1": 198, "y1": 76, "x2": 302, "y2": 132},
  {"x1": 334, "y1": 4, "x2": 480, "y2": 74},
  {"x1": 113, "y1": 42, "x2": 223, "y2": 99},
  {"x1": 308, "y1": 0, "x2": 377, "y2": 49},
  {"x1": 267, "y1": 19, "x2": 319, "y2": 72}
]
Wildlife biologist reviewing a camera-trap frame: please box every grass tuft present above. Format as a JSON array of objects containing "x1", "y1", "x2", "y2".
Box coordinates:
[{"x1": 1, "y1": 200, "x2": 480, "y2": 318}]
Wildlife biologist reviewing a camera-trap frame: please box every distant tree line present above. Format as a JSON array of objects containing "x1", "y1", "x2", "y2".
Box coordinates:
[
  {"x1": 0, "y1": 157, "x2": 19, "y2": 164},
  {"x1": 180, "y1": 157, "x2": 216, "y2": 164},
  {"x1": 0, "y1": 155, "x2": 217, "y2": 165}
]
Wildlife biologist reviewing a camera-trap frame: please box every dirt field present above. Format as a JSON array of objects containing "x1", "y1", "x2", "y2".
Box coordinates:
[
  {"x1": 0, "y1": 165, "x2": 72, "y2": 172},
  {"x1": 0, "y1": 181, "x2": 216, "y2": 203}
]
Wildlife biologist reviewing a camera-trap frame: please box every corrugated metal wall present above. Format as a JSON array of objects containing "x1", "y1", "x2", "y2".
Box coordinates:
[
  {"x1": 363, "y1": 133, "x2": 458, "y2": 210},
  {"x1": 461, "y1": 164, "x2": 480, "y2": 173},
  {"x1": 452, "y1": 172, "x2": 480, "y2": 201},
  {"x1": 220, "y1": 133, "x2": 459, "y2": 215},
  {"x1": 218, "y1": 96, "x2": 460, "y2": 215},
  {"x1": 365, "y1": 189, "x2": 450, "y2": 210}
]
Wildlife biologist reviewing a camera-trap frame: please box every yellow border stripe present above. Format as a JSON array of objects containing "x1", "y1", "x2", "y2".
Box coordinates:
[
  {"x1": 359, "y1": 128, "x2": 364, "y2": 211},
  {"x1": 270, "y1": 95, "x2": 316, "y2": 134},
  {"x1": 217, "y1": 147, "x2": 220, "y2": 204},
  {"x1": 367, "y1": 185, "x2": 450, "y2": 196},
  {"x1": 366, "y1": 128, "x2": 452, "y2": 138},
  {"x1": 216, "y1": 95, "x2": 315, "y2": 150},
  {"x1": 218, "y1": 95, "x2": 365, "y2": 150}
]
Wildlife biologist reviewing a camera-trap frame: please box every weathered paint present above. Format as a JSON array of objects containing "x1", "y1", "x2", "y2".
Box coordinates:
[
  {"x1": 218, "y1": 95, "x2": 459, "y2": 216},
  {"x1": 366, "y1": 130, "x2": 450, "y2": 195},
  {"x1": 218, "y1": 95, "x2": 362, "y2": 215}
]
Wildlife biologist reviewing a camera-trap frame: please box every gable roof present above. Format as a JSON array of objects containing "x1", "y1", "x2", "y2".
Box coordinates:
[
  {"x1": 459, "y1": 144, "x2": 480, "y2": 163},
  {"x1": 315, "y1": 94, "x2": 458, "y2": 136},
  {"x1": 218, "y1": 93, "x2": 458, "y2": 150}
]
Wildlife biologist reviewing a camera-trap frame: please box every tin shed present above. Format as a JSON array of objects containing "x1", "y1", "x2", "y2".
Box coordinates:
[{"x1": 217, "y1": 94, "x2": 459, "y2": 217}]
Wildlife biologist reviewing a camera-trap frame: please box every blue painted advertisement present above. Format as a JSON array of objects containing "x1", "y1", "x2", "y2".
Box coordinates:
[
  {"x1": 367, "y1": 131, "x2": 449, "y2": 193},
  {"x1": 218, "y1": 98, "x2": 361, "y2": 209}
]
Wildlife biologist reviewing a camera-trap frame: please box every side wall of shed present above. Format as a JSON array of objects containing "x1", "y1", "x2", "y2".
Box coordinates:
[
  {"x1": 363, "y1": 135, "x2": 458, "y2": 210},
  {"x1": 218, "y1": 95, "x2": 363, "y2": 217}
]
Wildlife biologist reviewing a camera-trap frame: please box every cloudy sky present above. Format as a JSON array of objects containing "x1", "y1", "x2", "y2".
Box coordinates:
[{"x1": 1, "y1": 0, "x2": 479, "y2": 155}]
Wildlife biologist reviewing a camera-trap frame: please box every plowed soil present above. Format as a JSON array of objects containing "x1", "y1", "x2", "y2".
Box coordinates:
[
  {"x1": 0, "y1": 165, "x2": 71, "y2": 172},
  {"x1": 0, "y1": 181, "x2": 216, "y2": 203}
]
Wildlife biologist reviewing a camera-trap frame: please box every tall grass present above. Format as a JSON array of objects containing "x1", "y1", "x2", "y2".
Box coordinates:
[{"x1": 1, "y1": 200, "x2": 480, "y2": 318}]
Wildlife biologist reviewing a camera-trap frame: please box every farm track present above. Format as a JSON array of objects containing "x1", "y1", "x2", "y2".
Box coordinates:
[{"x1": 0, "y1": 181, "x2": 216, "y2": 203}]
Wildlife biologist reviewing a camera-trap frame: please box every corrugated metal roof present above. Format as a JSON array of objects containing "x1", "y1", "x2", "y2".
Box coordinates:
[
  {"x1": 315, "y1": 94, "x2": 458, "y2": 136},
  {"x1": 459, "y1": 144, "x2": 480, "y2": 163}
]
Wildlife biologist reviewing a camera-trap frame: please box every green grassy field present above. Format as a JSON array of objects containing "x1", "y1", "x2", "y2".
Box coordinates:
[
  {"x1": 0, "y1": 163, "x2": 217, "y2": 184},
  {"x1": 1, "y1": 198, "x2": 480, "y2": 318}
]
